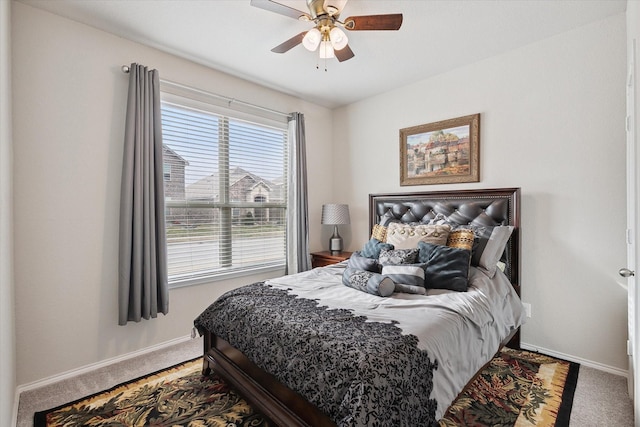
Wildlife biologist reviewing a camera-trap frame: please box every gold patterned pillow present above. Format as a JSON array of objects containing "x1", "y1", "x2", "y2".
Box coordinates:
[
  {"x1": 386, "y1": 223, "x2": 451, "y2": 249},
  {"x1": 447, "y1": 229, "x2": 475, "y2": 251},
  {"x1": 370, "y1": 223, "x2": 388, "y2": 242}
]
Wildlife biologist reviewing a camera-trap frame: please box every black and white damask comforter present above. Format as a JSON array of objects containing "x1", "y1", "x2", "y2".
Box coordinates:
[{"x1": 194, "y1": 263, "x2": 525, "y2": 426}]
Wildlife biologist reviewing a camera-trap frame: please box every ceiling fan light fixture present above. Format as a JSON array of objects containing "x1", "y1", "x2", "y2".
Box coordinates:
[
  {"x1": 329, "y1": 26, "x2": 348, "y2": 50},
  {"x1": 252, "y1": 0, "x2": 402, "y2": 64},
  {"x1": 318, "y1": 40, "x2": 335, "y2": 58},
  {"x1": 302, "y1": 28, "x2": 322, "y2": 51}
]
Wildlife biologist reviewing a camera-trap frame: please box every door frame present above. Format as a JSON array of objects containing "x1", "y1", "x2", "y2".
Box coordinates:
[{"x1": 627, "y1": 34, "x2": 640, "y2": 425}]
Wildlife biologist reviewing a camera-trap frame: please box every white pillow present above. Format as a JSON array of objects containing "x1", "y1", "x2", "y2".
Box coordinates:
[{"x1": 473, "y1": 225, "x2": 514, "y2": 277}]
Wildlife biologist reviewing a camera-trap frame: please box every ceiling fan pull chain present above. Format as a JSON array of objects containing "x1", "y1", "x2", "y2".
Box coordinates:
[{"x1": 314, "y1": 57, "x2": 328, "y2": 72}]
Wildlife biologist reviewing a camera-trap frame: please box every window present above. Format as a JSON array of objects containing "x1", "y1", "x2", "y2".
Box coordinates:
[{"x1": 160, "y1": 89, "x2": 288, "y2": 286}]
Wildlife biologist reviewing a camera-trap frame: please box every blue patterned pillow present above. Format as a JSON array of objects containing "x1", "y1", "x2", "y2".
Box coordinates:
[
  {"x1": 378, "y1": 248, "x2": 419, "y2": 265},
  {"x1": 361, "y1": 238, "x2": 394, "y2": 259},
  {"x1": 348, "y1": 252, "x2": 381, "y2": 273},
  {"x1": 342, "y1": 268, "x2": 395, "y2": 297},
  {"x1": 418, "y1": 241, "x2": 471, "y2": 292}
]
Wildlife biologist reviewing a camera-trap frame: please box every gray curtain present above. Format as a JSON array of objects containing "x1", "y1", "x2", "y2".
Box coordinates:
[
  {"x1": 118, "y1": 63, "x2": 168, "y2": 325},
  {"x1": 286, "y1": 112, "x2": 312, "y2": 274}
]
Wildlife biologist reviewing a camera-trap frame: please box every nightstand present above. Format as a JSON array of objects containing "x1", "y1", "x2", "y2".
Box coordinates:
[{"x1": 311, "y1": 251, "x2": 352, "y2": 268}]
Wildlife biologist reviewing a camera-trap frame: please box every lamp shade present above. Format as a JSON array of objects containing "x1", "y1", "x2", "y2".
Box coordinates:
[
  {"x1": 302, "y1": 28, "x2": 322, "y2": 51},
  {"x1": 321, "y1": 204, "x2": 350, "y2": 225},
  {"x1": 329, "y1": 27, "x2": 348, "y2": 50},
  {"x1": 318, "y1": 40, "x2": 335, "y2": 59}
]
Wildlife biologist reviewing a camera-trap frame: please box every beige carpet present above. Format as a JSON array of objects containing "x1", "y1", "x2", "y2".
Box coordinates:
[
  {"x1": 570, "y1": 365, "x2": 634, "y2": 426},
  {"x1": 17, "y1": 338, "x2": 202, "y2": 427}
]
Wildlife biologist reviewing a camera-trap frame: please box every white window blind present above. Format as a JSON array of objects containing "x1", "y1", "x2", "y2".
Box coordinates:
[{"x1": 160, "y1": 91, "x2": 288, "y2": 286}]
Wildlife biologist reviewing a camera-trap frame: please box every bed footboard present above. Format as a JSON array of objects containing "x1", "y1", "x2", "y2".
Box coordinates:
[
  {"x1": 202, "y1": 330, "x2": 336, "y2": 427},
  {"x1": 202, "y1": 327, "x2": 519, "y2": 427}
]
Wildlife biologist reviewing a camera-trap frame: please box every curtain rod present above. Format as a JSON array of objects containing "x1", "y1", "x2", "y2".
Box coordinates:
[{"x1": 121, "y1": 65, "x2": 291, "y2": 120}]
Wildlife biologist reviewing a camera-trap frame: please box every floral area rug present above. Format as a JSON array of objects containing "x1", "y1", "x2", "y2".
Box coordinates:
[
  {"x1": 439, "y1": 347, "x2": 580, "y2": 427},
  {"x1": 33, "y1": 357, "x2": 273, "y2": 427},
  {"x1": 34, "y1": 348, "x2": 579, "y2": 427}
]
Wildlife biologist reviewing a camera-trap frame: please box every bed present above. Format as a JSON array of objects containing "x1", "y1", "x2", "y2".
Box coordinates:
[{"x1": 194, "y1": 187, "x2": 524, "y2": 426}]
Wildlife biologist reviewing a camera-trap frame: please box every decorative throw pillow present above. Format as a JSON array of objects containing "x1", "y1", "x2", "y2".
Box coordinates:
[
  {"x1": 428, "y1": 212, "x2": 451, "y2": 225},
  {"x1": 378, "y1": 248, "x2": 419, "y2": 265},
  {"x1": 386, "y1": 223, "x2": 451, "y2": 249},
  {"x1": 370, "y1": 223, "x2": 388, "y2": 242},
  {"x1": 361, "y1": 238, "x2": 394, "y2": 259},
  {"x1": 347, "y1": 252, "x2": 381, "y2": 273},
  {"x1": 378, "y1": 211, "x2": 398, "y2": 226},
  {"x1": 447, "y1": 229, "x2": 475, "y2": 251},
  {"x1": 418, "y1": 241, "x2": 471, "y2": 292},
  {"x1": 381, "y1": 264, "x2": 426, "y2": 294},
  {"x1": 342, "y1": 268, "x2": 395, "y2": 297},
  {"x1": 393, "y1": 283, "x2": 427, "y2": 295},
  {"x1": 470, "y1": 225, "x2": 514, "y2": 278}
]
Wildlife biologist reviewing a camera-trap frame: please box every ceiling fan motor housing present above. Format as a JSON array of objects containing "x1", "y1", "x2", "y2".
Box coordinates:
[{"x1": 307, "y1": 0, "x2": 338, "y2": 20}]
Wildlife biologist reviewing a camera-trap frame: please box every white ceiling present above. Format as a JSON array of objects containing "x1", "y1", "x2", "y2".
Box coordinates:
[{"x1": 18, "y1": 0, "x2": 626, "y2": 108}]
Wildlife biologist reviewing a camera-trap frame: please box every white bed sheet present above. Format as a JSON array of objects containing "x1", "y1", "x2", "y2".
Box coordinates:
[{"x1": 267, "y1": 262, "x2": 526, "y2": 420}]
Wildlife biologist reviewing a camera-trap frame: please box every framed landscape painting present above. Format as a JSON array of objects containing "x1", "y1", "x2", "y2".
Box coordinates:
[{"x1": 400, "y1": 114, "x2": 480, "y2": 186}]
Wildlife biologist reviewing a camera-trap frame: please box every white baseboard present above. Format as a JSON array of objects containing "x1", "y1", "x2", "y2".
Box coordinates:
[
  {"x1": 521, "y1": 342, "x2": 628, "y2": 377},
  {"x1": 15, "y1": 334, "x2": 194, "y2": 395}
]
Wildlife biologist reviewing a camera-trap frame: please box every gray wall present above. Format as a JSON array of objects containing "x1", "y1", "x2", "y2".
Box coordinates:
[
  {"x1": 1, "y1": 1, "x2": 15, "y2": 425},
  {"x1": 8, "y1": 0, "x2": 631, "y2": 399},
  {"x1": 333, "y1": 13, "x2": 628, "y2": 372},
  {"x1": 11, "y1": 2, "x2": 333, "y2": 386}
]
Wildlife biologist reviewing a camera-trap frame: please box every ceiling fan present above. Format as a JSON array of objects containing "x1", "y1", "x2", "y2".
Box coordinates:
[{"x1": 250, "y1": 0, "x2": 403, "y2": 62}]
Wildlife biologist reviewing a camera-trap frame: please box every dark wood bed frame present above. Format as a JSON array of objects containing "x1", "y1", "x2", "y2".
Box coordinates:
[{"x1": 201, "y1": 187, "x2": 521, "y2": 426}]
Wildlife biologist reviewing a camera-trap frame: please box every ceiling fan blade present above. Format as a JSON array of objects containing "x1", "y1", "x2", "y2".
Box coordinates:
[
  {"x1": 271, "y1": 32, "x2": 306, "y2": 53},
  {"x1": 343, "y1": 14, "x2": 403, "y2": 31},
  {"x1": 335, "y1": 44, "x2": 355, "y2": 62},
  {"x1": 250, "y1": 0, "x2": 311, "y2": 20}
]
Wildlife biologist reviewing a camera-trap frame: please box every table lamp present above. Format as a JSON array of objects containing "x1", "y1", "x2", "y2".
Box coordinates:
[{"x1": 321, "y1": 204, "x2": 350, "y2": 254}]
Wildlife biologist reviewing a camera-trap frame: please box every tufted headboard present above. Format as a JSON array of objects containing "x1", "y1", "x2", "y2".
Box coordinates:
[{"x1": 369, "y1": 188, "x2": 521, "y2": 295}]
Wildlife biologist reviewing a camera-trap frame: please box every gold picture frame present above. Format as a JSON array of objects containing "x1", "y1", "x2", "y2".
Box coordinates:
[{"x1": 400, "y1": 113, "x2": 480, "y2": 186}]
